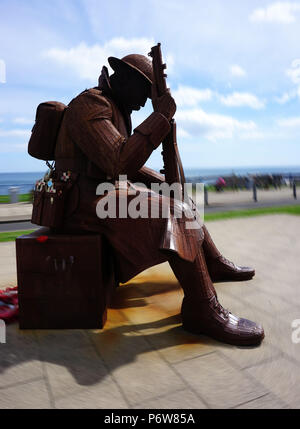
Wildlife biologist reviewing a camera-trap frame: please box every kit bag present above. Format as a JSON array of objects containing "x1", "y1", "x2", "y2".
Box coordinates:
[{"x1": 28, "y1": 101, "x2": 67, "y2": 161}]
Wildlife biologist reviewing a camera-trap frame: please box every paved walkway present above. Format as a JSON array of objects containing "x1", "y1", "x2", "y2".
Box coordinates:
[
  {"x1": 206, "y1": 187, "x2": 297, "y2": 206},
  {"x1": 0, "y1": 215, "x2": 300, "y2": 409},
  {"x1": 0, "y1": 202, "x2": 32, "y2": 223}
]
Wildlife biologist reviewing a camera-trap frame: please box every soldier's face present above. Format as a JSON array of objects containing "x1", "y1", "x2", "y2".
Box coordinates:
[{"x1": 120, "y1": 71, "x2": 150, "y2": 112}]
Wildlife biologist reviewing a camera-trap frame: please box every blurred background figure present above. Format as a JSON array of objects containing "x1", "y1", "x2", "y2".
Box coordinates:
[{"x1": 215, "y1": 177, "x2": 226, "y2": 192}]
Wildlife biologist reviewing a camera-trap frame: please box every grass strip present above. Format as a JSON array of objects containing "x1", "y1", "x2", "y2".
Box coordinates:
[
  {"x1": 205, "y1": 204, "x2": 300, "y2": 221},
  {"x1": 0, "y1": 230, "x2": 35, "y2": 243},
  {"x1": 0, "y1": 193, "x2": 32, "y2": 203}
]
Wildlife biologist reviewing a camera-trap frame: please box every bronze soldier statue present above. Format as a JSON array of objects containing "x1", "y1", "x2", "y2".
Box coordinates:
[{"x1": 53, "y1": 51, "x2": 264, "y2": 346}]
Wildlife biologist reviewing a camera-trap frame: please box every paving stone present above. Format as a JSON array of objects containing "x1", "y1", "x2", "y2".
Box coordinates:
[
  {"x1": 90, "y1": 329, "x2": 185, "y2": 406},
  {"x1": 96, "y1": 284, "x2": 216, "y2": 366},
  {"x1": 42, "y1": 345, "x2": 111, "y2": 400},
  {"x1": 109, "y1": 303, "x2": 216, "y2": 365},
  {"x1": 253, "y1": 306, "x2": 300, "y2": 364},
  {"x1": 115, "y1": 276, "x2": 181, "y2": 321},
  {"x1": 36, "y1": 329, "x2": 91, "y2": 352},
  {"x1": 238, "y1": 289, "x2": 298, "y2": 317},
  {"x1": 146, "y1": 290, "x2": 183, "y2": 318},
  {"x1": 105, "y1": 307, "x2": 132, "y2": 329},
  {"x1": 0, "y1": 242, "x2": 17, "y2": 288},
  {"x1": 246, "y1": 357, "x2": 300, "y2": 408},
  {"x1": 0, "y1": 203, "x2": 32, "y2": 223},
  {"x1": 133, "y1": 388, "x2": 207, "y2": 409},
  {"x1": 174, "y1": 352, "x2": 268, "y2": 409},
  {"x1": 0, "y1": 324, "x2": 43, "y2": 388},
  {"x1": 0, "y1": 379, "x2": 51, "y2": 409},
  {"x1": 216, "y1": 281, "x2": 257, "y2": 301},
  {"x1": 215, "y1": 283, "x2": 300, "y2": 369},
  {"x1": 4, "y1": 322, "x2": 39, "y2": 349},
  {"x1": 120, "y1": 302, "x2": 177, "y2": 327},
  {"x1": 234, "y1": 393, "x2": 288, "y2": 409},
  {"x1": 117, "y1": 271, "x2": 221, "y2": 365},
  {"x1": 0, "y1": 357, "x2": 43, "y2": 389},
  {"x1": 55, "y1": 380, "x2": 128, "y2": 409},
  {"x1": 1, "y1": 215, "x2": 300, "y2": 409},
  {"x1": 88, "y1": 325, "x2": 151, "y2": 369},
  {"x1": 266, "y1": 281, "x2": 300, "y2": 308},
  {"x1": 140, "y1": 322, "x2": 219, "y2": 365},
  {"x1": 219, "y1": 341, "x2": 281, "y2": 371}
]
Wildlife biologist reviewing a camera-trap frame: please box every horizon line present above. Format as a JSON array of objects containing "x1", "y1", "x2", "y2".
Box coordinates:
[{"x1": 1, "y1": 164, "x2": 300, "y2": 174}]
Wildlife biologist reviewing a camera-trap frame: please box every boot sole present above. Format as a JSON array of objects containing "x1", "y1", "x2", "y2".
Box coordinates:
[
  {"x1": 211, "y1": 272, "x2": 255, "y2": 283},
  {"x1": 182, "y1": 324, "x2": 265, "y2": 347}
]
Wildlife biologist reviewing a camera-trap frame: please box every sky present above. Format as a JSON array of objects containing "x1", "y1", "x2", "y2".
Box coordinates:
[{"x1": 1, "y1": 0, "x2": 300, "y2": 172}]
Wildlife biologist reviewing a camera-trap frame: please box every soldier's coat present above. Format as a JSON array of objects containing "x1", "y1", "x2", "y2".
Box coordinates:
[{"x1": 55, "y1": 86, "x2": 204, "y2": 283}]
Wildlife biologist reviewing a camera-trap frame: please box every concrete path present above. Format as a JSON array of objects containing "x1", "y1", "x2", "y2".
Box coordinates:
[
  {"x1": 0, "y1": 202, "x2": 32, "y2": 223},
  {"x1": 205, "y1": 187, "x2": 297, "y2": 206},
  {"x1": 0, "y1": 215, "x2": 299, "y2": 409}
]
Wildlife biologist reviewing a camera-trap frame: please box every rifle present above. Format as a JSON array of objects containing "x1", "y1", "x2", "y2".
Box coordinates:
[{"x1": 148, "y1": 43, "x2": 186, "y2": 201}]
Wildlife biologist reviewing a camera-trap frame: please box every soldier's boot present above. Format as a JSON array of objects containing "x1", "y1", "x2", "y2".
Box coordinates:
[
  {"x1": 168, "y1": 247, "x2": 264, "y2": 346},
  {"x1": 202, "y1": 225, "x2": 255, "y2": 283}
]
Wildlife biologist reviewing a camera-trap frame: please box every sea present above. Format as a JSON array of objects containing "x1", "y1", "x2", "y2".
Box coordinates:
[{"x1": 1, "y1": 166, "x2": 300, "y2": 195}]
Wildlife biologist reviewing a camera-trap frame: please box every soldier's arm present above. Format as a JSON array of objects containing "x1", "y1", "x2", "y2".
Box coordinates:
[
  {"x1": 67, "y1": 91, "x2": 170, "y2": 179},
  {"x1": 129, "y1": 166, "x2": 165, "y2": 188}
]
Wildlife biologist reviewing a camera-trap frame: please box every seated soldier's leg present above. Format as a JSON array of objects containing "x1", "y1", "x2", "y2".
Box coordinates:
[
  {"x1": 168, "y1": 246, "x2": 264, "y2": 346},
  {"x1": 202, "y1": 225, "x2": 255, "y2": 282}
]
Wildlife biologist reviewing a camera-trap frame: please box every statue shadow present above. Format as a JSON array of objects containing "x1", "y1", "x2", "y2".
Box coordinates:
[
  {"x1": 109, "y1": 279, "x2": 181, "y2": 309},
  {"x1": 0, "y1": 281, "x2": 260, "y2": 395}
]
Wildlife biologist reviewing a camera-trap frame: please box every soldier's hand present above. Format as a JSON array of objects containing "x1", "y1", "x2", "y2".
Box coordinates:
[{"x1": 152, "y1": 87, "x2": 176, "y2": 122}]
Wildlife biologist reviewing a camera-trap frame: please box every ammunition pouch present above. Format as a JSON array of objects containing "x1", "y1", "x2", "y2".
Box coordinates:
[{"x1": 31, "y1": 170, "x2": 79, "y2": 229}]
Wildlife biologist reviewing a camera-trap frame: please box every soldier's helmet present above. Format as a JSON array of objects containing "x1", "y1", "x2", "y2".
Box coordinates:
[{"x1": 108, "y1": 54, "x2": 153, "y2": 84}]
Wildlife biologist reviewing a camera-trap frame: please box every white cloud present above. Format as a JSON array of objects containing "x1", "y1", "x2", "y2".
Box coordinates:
[
  {"x1": 13, "y1": 117, "x2": 34, "y2": 125},
  {"x1": 274, "y1": 91, "x2": 296, "y2": 103},
  {"x1": 177, "y1": 127, "x2": 191, "y2": 138},
  {"x1": 286, "y1": 58, "x2": 300, "y2": 83},
  {"x1": 171, "y1": 86, "x2": 265, "y2": 110},
  {"x1": 0, "y1": 59, "x2": 6, "y2": 83},
  {"x1": 230, "y1": 64, "x2": 246, "y2": 77},
  {"x1": 219, "y1": 92, "x2": 265, "y2": 109},
  {"x1": 0, "y1": 127, "x2": 30, "y2": 153},
  {"x1": 278, "y1": 116, "x2": 300, "y2": 127},
  {"x1": 44, "y1": 37, "x2": 157, "y2": 81},
  {"x1": 172, "y1": 85, "x2": 213, "y2": 107},
  {"x1": 0, "y1": 129, "x2": 31, "y2": 138},
  {"x1": 0, "y1": 142, "x2": 28, "y2": 153},
  {"x1": 165, "y1": 53, "x2": 175, "y2": 74},
  {"x1": 278, "y1": 59, "x2": 300, "y2": 103},
  {"x1": 238, "y1": 130, "x2": 268, "y2": 140},
  {"x1": 175, "y1": 108, "x2": 257, "y2": 142},
  {"x1": 250, "y1": 2, "x2": 300, "y2": 24}
]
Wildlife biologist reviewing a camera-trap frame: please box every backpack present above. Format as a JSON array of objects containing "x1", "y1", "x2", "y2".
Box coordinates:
[{"x1": 28, "y1": 101, "x2": 67, "y2": 161}]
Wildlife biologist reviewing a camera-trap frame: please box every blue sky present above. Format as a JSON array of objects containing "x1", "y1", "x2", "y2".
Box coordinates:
[{"x1": 1, "y1": 0, "x2": 300, "y2": 172}]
